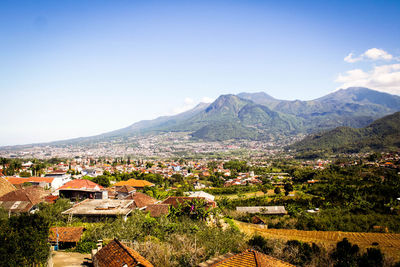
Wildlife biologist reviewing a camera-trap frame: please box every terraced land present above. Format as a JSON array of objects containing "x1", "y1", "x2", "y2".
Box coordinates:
[{"x1": 235, "y1": 221, "x2": 400, "y2": 260}]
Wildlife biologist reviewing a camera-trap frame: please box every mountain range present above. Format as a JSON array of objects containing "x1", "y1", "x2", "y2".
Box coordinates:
[
  {"x1": 95, "y1": 87, "x2": 400, "y2": 142},
  {"x1": 288, "y1": 111, "x2": 400, "y2": 154},
  {"x1": 3, "y1": 87, "x2": 400, "y2": 147}
]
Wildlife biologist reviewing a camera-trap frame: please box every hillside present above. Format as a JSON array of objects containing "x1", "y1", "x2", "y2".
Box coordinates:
[
  {"x1": 238, "y1": 87, "x2": 400, "y2": 133},
  {"x1": 288, "y1": 111, "x2": 400, "y2": 153}
]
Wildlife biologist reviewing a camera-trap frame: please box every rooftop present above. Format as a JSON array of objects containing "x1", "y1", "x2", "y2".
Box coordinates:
[
  {"x1": 58, "y1": 179, "x2": 103, "y2": 191},
  {"x1": 0, "y1": 177, "x2": 16, "y2": 197},
  {"x1": 114, "y1": 179, "x2": 154, "y2": 188},
  {"x1": 124, "y1": 192, "x2": 157, "y2": 208},
  {"x1": 62, "y1": 199, "x2": 134, "y2": 216},
  {"x1": 49, "y1": 227, "x2": 85, "y2": 243},
  {"x1": 93, "y1": 239, "x2": 153, "y2": 267},
  {"x1": 7, "y1": 177, "x2": 54, "y2": 185},
  {"x1": 200, "y1": 250, "x2": 294, "y2": 267}
]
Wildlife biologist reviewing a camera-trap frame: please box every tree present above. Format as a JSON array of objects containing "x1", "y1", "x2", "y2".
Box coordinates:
[
  {"x1": 19, "y1": 171, "x2": 31, "y2": 177},
  {"x1": 0, "y1": 214, "x2": 50, "y2": 266},
  {"x1": 248, "y1": 235, "x2": 272, "y2": 254},
  {"x1": 145, "y1": 162, "x2": 154, "y2": 168},
  {"x1": 283, "y1": 240, "x2": 316, "y2": 266},
  {"x1": 358, "y1": 248, "x2": 384, "y2": 267},
  {"x1": 284, "y1": 183, "x2": 294, "y2": 196},
  {"x1": 91, "y1": 175, "x2": 111, "y2": 187},
  {"x1": 330, "y1": 238, "x2": 360, "y2": 267},
  {"x1": 274, "y1": 187, "x2": 281, "y2": 195}
]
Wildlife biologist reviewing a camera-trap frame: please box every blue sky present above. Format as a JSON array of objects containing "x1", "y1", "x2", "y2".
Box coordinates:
[{"x1": 1, "y1": 0, "x2": 400, "y2": 145}]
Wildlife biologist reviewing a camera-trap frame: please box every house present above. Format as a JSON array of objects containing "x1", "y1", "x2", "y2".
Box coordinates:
[
  {"x1": 0, "y1": 186, "x2": 46, "y2": 214},
  {"x1": 113, "y1": 179, "x2": 154, "y2": 189},
  {"x1": 162, "y1": 196, "x2": 217, "y2": 209},
  {"x1": 251, "y1": 216, "x2": 267, "y2": 225},
  {"x1": 45, "y1": 171, "x2": 71, "y2": 188},
  {"x1": 62, "y1": 199, "x2": 134, "y2": 221},
  {"x1": 48, "y1": 227, "x2": 85, "y2": 249},
  {"x1": 198, "y1": 249, "x2": 294, "y2": 267},
  {"x1": 6, "y1": 177, "x2": 56, "y2": 190},
  {"x1": 114, "y1": 185, "x2": 136, "y2": 199},
  {"x1": 236, "y1": 206, "x2": 287, "y2": 215},
  {"x1": 188, "y1": 191, "x2": 215, "y2": 202},
  {"x1": 57, "y1": 179, "x2": 108, "y2": 201},
  {"x1": 0, "y1": 177, "x2": 16, "y2": 197},
  {"x1": 92, "y1": 238, "x2": 153, "y2": 267}
]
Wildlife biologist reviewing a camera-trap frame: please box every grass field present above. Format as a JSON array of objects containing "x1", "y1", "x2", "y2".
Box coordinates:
[{"x1": 235, "y1": 220, "x2": 400, "y2": 260}]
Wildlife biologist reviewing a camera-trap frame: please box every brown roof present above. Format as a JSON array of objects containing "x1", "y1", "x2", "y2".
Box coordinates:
[
  {"x1": 204, "y1": 250, "x2": 294, "y2": 267},
  {"x1": 7, "y1": 177, "x2": 54, "y2": 185},
  {"x1": 144, "y1": 204, "x2": 170, "y2": 217},
  {"x1": 93, "y1": 239, "x2": 153, "y2": 267},
  {"x1": 0, "y1": 186, "x2": 45, "y2": 205},
  {"x1": 125, "y1": 192, "x2": 157, "y2": 208},
  {"x1": 49, "y1": 227, "x2": 85, "y2": 243},
  {"x1": 0, "y1": 186, "x2": 46, "y2": 213},
  {"x1": 0, "y1": 177, "x2": 16, "y2": 197},
  {"x1": 115, "y1": 185, "x2": 136, "y2": 194}
]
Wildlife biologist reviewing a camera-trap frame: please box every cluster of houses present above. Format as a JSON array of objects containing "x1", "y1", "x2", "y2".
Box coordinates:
[{"x1": 0, "y1": 173, "x2": 218, "y2": 222}]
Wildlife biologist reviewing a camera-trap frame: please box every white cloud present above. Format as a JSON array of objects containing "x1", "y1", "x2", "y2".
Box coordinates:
[
  {"x1": 335, "y1": 63, "x2": 400, "y2": 95},
  {"x1": 169, "y1": 96, "x2": 214, "y2": 115},
  {"x1": 364, "y1": 48, "x2": 393, "y2": 61},
  {"x1": 344, "y1": 48, "x2": 395, "y2": 63},
  {"x1": 344, "y1": 53, "x2": 361, "y2": 63},
  {"x1": 201, "y1": 97, "x2": 215, "y2": 103}
]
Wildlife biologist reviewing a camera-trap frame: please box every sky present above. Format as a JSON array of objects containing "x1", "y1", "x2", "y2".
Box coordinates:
[{"x1": 1, "y1": 0, "x2": 400, "y2": 145}]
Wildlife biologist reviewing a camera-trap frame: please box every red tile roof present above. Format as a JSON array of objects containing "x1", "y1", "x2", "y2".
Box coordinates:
[
  {"x1": 114, "y1": 179, "x2": 154, "y2": 188},
  {"x1": 7, "y1": 177, "x2": 54, "y2": 185},
  {"x1": 58, "y1": 179, "x2": 103, "y2": 190},
  {"x1": 49, "y1": 227, "x2": 85, "y2": 243},
  {"x1": 205, "y1": 250, "x2": 294, "y2": 267},
  {"x1": 93, "y1": 239, "x2": 153, "y2": 267}
]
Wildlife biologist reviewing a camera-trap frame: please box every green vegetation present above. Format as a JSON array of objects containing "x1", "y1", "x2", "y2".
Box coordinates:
[
  {"x1": 76, "y1": 211, "x2": 246, "y2": 266},
  {"x1": 290, "y1": 111, "x2": 400, "y2": 155},
  {"x1": 0, "y1": 213, "x2": 50, "y2": 266}
]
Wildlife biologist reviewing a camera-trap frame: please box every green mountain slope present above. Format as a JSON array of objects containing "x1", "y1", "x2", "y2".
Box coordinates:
[
  {"x1": 288, "y1": 111, "x2": 400, "y2": 153},
  {"x1": 238, "y1": 87, "x2": 400, "y2": 133}
]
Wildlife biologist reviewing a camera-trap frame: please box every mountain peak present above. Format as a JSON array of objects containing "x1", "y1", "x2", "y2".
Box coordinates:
[
  {"x1": 318, "y1": 87, "x2": 400, "y2": 109},
  {"x1": 205, "y1": 94, "x2": 250, "y2": 114}
]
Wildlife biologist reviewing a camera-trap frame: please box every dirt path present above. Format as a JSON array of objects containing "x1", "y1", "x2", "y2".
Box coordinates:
[{"x1": 51, "y1": 251, "x2": 91, "y2": 267}]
